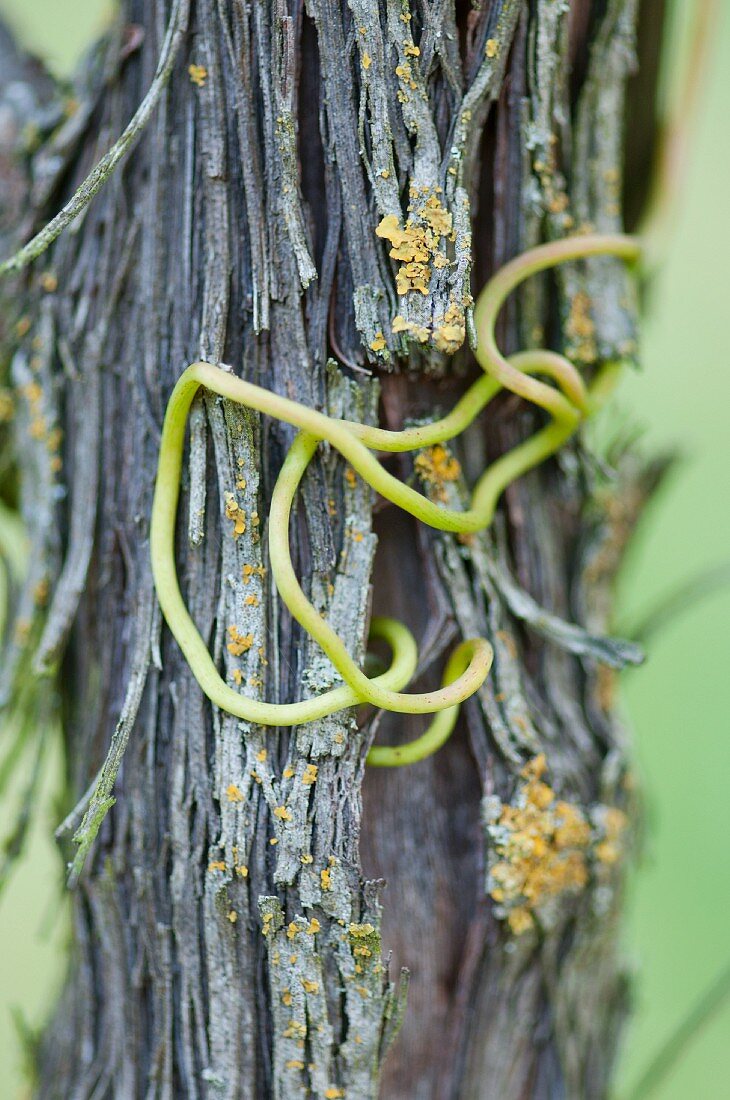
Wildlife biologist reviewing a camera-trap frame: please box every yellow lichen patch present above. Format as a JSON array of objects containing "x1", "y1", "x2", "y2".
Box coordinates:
[
  {"x1": 224, "y1": 492, "x2": 246, "y2": 537},
  {"x1": 188, "y1": 63, "x2": 207, "y2": 87},
  {"x1": 274, "y1": 805, "x2": 292, "y2": 822},
  {"x1": 300, "y1": 853, "x2": 314, "y2": 865},
  {"x1": 256, "y1": 748, "x2": 267, "y2": 763},
  {"x1": 404, "y1": 41, "x2": 420, "y2": 57},
  {"x1": 421, "y1": 194, "x2": 452, "y2": 238},
  {"x1": 362, "y1": 51, "x2": 372, "y2": 70},
  {"x1": 227, "y1": 626, "x2": 254, "y2": 656},
  {"x1": 0, "y1": 389, "x2": 14, "y2": 422},
  {"x1": 302, "y1": 763, "x2": 318, "y2": 786},
  {"x1": 242, "y1": 562, "x2": 266, "y2": 584},
  {"x1": 348, "y1": 922, "x2": 375, "y2": 937},
  {"x1": 285, "y1": 1058, "x2": 303, "y2": 1070},
  {"x1": 485, "y1": 38, "x2": 499, "y2": 58},
  {"x1": 325, "y1": 1090, "x2": 345, "y2": 1099},
  {"x1": 227, "y1": 910, "x2": 238, "y2": 924},
  {"x1": 320, "y1": 867, "x2": 332, "y2": 891},
  {"x1": 226, "y1": 783, "x2": 244, "y2": 803},
  {"x1": 485, "y1": 754, "x2": 591, "y2": 934},
  {"x1": 282, "y1": 991, "x2": 293, "y2": 1007},
  {"x1": 594, "y1": 806, "x2": 628, "y2": 865},
  {"x1": 236, "y1": 864, "x2": 249, "y2": 878},
  {"x1": 301, "y1": 978, "x2": 319, "y2": 994},
  {"x1": 40, "y1": 271, "x2": 58, "y2": 293},
  {"x1": 414, "y1": 444, "x2": 462, "y2": 501},
  {"x1": 391, "y1": 315, "x2": 430, "y2": 343},
  {"x1": 307, "y1": 918, "x2": 321, "y2": 934},
  {"x1": 208, "y1": 860, "x2": 226, "y2": 873},
  {"x1": 369, "y1": 331, "x2": 386, "y2": 353},
  {"x1": 565, "y1": 290, "x2": 597, "y2": 363}
]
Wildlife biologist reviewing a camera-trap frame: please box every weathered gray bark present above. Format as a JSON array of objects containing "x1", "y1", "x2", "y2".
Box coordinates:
[{"x1": 0, "y1": 1, "x2": 667, "y2": 1097}]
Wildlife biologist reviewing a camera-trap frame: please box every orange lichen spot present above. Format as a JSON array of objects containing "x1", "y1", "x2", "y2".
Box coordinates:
[
  {"x1": 306, "y1": 917, "x2": 321, "y2": 935},
  {"x1": 302, "y1": 763, "x2": 318, "y2": 786},
  {"x1": 320, "y1": 867, "x2": 332, "y2": 891},
  {"x1": 486, "y1": 754, "x2": 591, "y2": 934},
  {"x1": 224, "y1": 492, "x2": 246, "y2": 537},
  {"x1": 369, "y1": 331, "x2": 386, "y2": 353},
  {"x1": 244, "y1": 593, "x2": 260, "y2": 607},
  {"x1": 301, "y1": 978, "x2": 319, "y2": 994},
  {"x1": 226, "y1": 783, "x2": 244, "y2": 803},
  {"x1": 242, "y1": 562, "x2": 266, "y2": 584},
  {"x1": 565, "y1": 290, "x2": 597, "y2": 363},
  {"x1": 227, "y1": 626, "x2": 254, "y2": 656},
  {"x1": 485, "y1": 38, "x2": 499, "y2": 58},
  {"x1": 414, "y1": 444, "x2": 462, "y2": 501},
  {"x1": 256, "y1": 748, "x2": 267, "y2": 763},
  {"x1": 33, "y1": 578, "x2": 50, "y2": 607},
  {"x1": 274, "y1": 805, "x2": 292, "y2": 822},
  {"x1": 362, "y1": 51, "x2": 372, "y2": 70},
  {"x1": 325, "y1": 1089, "x2": 344, "y2": 1099},
  {"x1": 208, "y1": 860, "x2": 226, "y2": 873},
  {"x1": 269, "y1": 837, "x2": 278, "y2": 845},
  {"x1": 595, "y1": 806, "x2": 628, "y2": 864},
  {"x1": 188, "y1": 63, "x2": 207, "y2": 86},
  {"x1": 282, "y1": 991, "x2": 293, "y2": 1007},
  {"x1": 283, "y1": 1019, "x2": 307, "y2": 1040},
  {"x1": 283, "y1": 766, "x2": 295, "y2": 779}
]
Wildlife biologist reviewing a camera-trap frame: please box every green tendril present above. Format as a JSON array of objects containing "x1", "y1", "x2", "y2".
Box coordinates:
[{"x1": 150, "y1": 233, "x2": 640, "y2": 764}]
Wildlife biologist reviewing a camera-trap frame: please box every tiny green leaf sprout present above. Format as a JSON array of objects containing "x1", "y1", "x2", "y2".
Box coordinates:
[{"x1": 150, "y1": 234, "x2": 641, "y2": 765}]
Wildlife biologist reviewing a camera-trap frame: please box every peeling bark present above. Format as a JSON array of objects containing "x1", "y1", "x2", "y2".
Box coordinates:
[{"x1": 0, "y1": 1, "x2": 667, "y2": 1097}]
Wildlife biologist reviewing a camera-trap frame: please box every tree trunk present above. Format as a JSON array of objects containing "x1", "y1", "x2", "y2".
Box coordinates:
[{"x1": 1, "y1": 1, "x2": 666, "y2": 1097}]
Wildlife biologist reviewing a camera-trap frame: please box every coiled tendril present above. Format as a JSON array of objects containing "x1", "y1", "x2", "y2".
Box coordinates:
[{"x1": 150, "y1": 234, "x2": 640, "y2": 765}]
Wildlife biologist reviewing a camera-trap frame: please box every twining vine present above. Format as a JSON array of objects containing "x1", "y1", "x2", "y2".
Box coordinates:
[{"x1": 151, "y1": 233, "x2": 640, "y2": 765}]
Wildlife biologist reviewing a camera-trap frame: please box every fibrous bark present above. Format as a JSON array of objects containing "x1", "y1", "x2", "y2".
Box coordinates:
[{"x1": 0, "y1": 1, "x2": 666, "y2": 1097}]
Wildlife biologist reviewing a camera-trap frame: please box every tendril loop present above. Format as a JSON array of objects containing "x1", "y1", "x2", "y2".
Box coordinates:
[{"x1": 150, "y1": 234, "x2": 640, "y2": 765}]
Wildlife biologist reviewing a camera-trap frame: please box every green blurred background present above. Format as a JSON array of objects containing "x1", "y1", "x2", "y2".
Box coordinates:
[{"x1": 0, "y1": 3, "x2": 728, "y2": 1097}]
